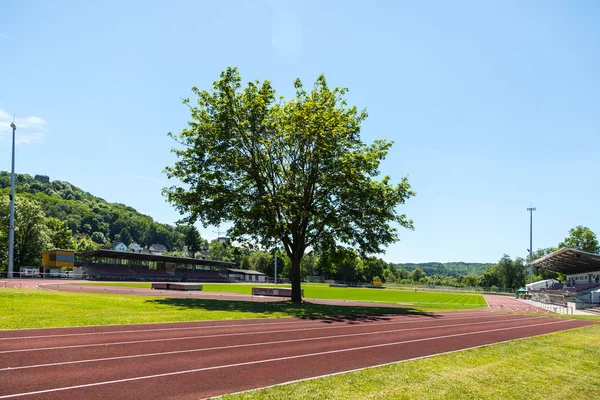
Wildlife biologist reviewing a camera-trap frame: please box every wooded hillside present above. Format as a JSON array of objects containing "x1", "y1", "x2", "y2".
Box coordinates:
[{"x1": 0, "y1": 172, "x2": 183, "y2": 249}]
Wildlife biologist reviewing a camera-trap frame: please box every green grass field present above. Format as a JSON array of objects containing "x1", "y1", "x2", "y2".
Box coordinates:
[
  {"x1": 0, "y1": 289, "x2": 424, "y2": 330},
  {"x1": 77, "y1": 282, "x2": 487, "y2": 309},
  {"x1": 222, "y1": 324, "x2": 600, "y2": 400}
]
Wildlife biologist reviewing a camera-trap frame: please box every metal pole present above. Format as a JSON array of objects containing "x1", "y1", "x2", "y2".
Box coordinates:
[
  {"x1": 274, "y1": 254, "x2": 277, "y2": 284},
  {"x1": 8, "y1": 122, "x2": 17, "y2": 278},
  {"x1": 527, "y1": 206, "x2": 536, "y2": 284}
]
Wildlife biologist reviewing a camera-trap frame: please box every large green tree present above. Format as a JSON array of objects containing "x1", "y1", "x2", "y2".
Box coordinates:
[
  {"x1": 0, "y1": 196, "x2": 51, "y2": 268},
  {"x1": 165, "y1": 68, "x2": 414, "y2": 302},
  {"x1": 493, "y1": 254, "x2": 526, "y2": 290},
  {"x1": 558, "y1": 225, "x2": 599, "y2": 254}
]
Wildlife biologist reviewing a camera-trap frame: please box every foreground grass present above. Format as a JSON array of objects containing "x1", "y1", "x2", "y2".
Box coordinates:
[
  {"x1": 0, "y1": 289, "x2": 424, "y2": 330},
  {"x1": 77, "y1": 282, "x2": 487, "y2": 309},
  {"x1": 223, "y1": 324, "x2": 600, "y2": 400}
]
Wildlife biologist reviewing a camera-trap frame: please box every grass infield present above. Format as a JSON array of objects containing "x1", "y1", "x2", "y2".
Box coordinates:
[
  {"x1": 76, "y1": 282, "x2": 487, "y2": 309},
  {"x1": 222, "y1": 324, "x2": 600, "y2": 400},
  {"x1": 0, "y1": 289, "x2": 426, "y2": 330}
]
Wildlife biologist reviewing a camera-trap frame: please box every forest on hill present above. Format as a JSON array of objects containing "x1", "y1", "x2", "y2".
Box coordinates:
[
  {"x1": 396, "y1": 262, "x2": 493, "y2": 277},
  {"x1": 0, "y1": 171, "x2": 184, "y2": 249}
]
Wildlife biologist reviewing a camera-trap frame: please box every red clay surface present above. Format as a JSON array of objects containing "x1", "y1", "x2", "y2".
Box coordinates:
[
  {"x1": 1, "y1": 279, "x2": 285, "y2": 303},
  {"x1": 484, "y1": 294, "x2": 552, "y2": 313},
  {"x1": 0, "y1": 309, "x2": 595, "y2": 399}
]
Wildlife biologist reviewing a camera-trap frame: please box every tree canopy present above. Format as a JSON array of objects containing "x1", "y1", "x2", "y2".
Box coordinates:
[
  {"x1": 558, "y1": 225, "x2": 599, "y2": 254},
  {"x1": 165, "y1": 67, "x2": 415, "y2": 302},
  {"x1": 0, "y1": 196, "x2": 51, "y2": 268}
]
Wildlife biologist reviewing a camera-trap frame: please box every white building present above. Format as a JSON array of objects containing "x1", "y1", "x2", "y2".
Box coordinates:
[
  {"x1": 227, "y1": 268, "x2": 266, "y2": 283},
  {"x1": 112, "y1": 242, "x2": 127, "y2": 252},
  {"x1": 128, "y1": 242, "x2": 142, "y2": 252},
  {"x1": 149, "y1": 244, "x2": 168, "y2": 255}
]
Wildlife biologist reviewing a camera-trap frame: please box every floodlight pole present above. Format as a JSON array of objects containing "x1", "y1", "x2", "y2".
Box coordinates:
[
  {"x1": 274, "y1": 254, "x2": 278, "y2": 284},
  {"x1": 8, "y1": 122, "x2": 17, "y2": 278},
  {"x1": 527, "y1": 206, "x2": 536, "y2": 284}
]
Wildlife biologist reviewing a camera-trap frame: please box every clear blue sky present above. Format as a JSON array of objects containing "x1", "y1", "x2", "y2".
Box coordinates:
[{"x1": 1, "y1": 0, "x2": 598, "y2": 263}]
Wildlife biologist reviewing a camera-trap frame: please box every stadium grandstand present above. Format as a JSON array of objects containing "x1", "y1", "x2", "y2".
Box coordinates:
[
  {"x1": 75, "y1": 249, "x2": 234, "y2": 282},
  {"x1": 530, "y1": 248, "x2": 600, "y2": 310}
]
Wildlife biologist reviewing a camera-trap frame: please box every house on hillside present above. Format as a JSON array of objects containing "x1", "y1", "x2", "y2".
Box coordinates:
[
  {"x1": 183, "y1": 246, "x2": 211, "y2": 260},
  {"x1": 111, "y1": 242, "x2": 127, "y2": 252},
  {"x1": 149, "y1": 244, "x2": 167, "y2": 255},
  {"x1": 128, "y1": 242, "x2": 142, "y2": 252}
]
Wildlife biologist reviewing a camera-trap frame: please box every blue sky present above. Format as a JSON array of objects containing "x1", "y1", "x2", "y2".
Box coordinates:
[{"x1": 1, "y1": 0, "x2": 598, "y2": 263}]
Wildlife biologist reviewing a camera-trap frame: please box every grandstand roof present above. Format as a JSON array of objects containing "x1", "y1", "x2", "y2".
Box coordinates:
[
  {"x1": 227, "y1": 268, "x2": 265, "y2": 276},
  {"x1": 76, "y1": 249, "x2": 236, "y2": 268},
  {"x1": 532, "y1": 248, "x2": 600, "y2": 274}
]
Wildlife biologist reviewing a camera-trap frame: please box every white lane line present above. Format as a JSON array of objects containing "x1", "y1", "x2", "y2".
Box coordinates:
[
  {"x1": 0, "y1": 310, "x2": 489, "y2": 341},
  {"x1": 0, "y1": 314, "x2": 530, "y2": 354},
  {"x1": 0, "y1": 320, "x2": 314, "y2": 341},
  {"x1": 0, "y1": 316, "x2": 547, "y2": 371},
  {"x1": 0, "y1": 319, "x2": 577, "y2": 399},
  {"x1": 222, "y1": 323, "x2": 590, "y2": 399}
]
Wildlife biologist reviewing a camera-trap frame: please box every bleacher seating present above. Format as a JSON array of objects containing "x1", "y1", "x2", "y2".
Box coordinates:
[
  {"x1": 178, "y1": 269, "x2": 228, "y2": 282},
  {"x1": 546, "y1": 282, "x2": 563, "y2": 291},
  {"x1": 128, "y1": 267, "x2": 181, "y2": 281},
  {"x1": 83, "y1": 265, "x2": 137, "y2": 280}
]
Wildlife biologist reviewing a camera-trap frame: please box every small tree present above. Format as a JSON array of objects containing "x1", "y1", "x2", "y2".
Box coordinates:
[
  {"x1": 165, "y1": 68, "x2": 414, "y2": 302},
  {"x1": 410, "y1": 267, "x2": 426, "y2": 283},
  {"x1": 91, "y1": 231, "x2": 107, "y2": 245},
  {"x1": 182, "y1": 225, "x2": 204, "y2": 257}
]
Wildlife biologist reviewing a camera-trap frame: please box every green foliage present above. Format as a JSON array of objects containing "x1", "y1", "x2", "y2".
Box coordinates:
[
  {"x1": 165, "y1": 68, "x2": 414, "y2": 302},
  {"x1": 209, "y1": 241, "x2": 234, "y2": 262},
  {"x1": 180, "y1": 225, "x2": 207, "y2": 257},
  {"x1": 494, "y1": 255, "x2": 526, "y2": 290},
  {"x1": 0, "y1": 196, "x2": 51, "y2": 268},
  {"x1": 410, "y1": 267, "x2": 426, "y2": 283},
  {"x1": 45, "y1": 217, "x2": 75, "y2": 249},
  {"x1": 117, "y1": 227, "x2": 133, "y2": 245},
  {"x1": 75, "y1": 236, "x2": 101, "y2": 252},
  {"x1": 397, "y1": 262, "x2": 493, "y2": 277},
  {"x1": 0, "y1": 171, "x2": 183, "y2": 250},
  {"x1": 90, "y1": 231, "x2": 108, "y2": 245},
  {"x1": 558, "y1": 225, "x2": 599, "y2": 253}
]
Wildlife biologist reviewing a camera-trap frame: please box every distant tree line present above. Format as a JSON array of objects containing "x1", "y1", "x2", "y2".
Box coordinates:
[{"x1": 2, "y1": 172, "x2": 597, "y2": 289}]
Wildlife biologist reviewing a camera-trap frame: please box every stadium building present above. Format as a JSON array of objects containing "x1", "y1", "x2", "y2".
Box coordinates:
[
  {"x1": 530, "y1": 248, "x2": 600, "y2": 311},
  {"x1": 40, "y1": 249, "x2": 265, "y2": 283}
]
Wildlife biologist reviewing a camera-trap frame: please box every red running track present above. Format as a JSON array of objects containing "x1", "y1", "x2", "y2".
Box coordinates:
[
  {"x1": 0, "y1": 310, "x2": 594, "y2": 399},
  {"x1": 484, "y1": 295, "x2": 551, "y2": 313}
]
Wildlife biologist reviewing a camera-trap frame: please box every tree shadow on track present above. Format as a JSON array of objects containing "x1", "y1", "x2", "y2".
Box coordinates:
[{"x1": 145, "y1": 297, "x2": 436, "y2": 323}]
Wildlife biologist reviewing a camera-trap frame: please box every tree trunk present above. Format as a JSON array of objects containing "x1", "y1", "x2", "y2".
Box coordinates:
[{"x1": 291, "y1": 253, "x2": 302, "y2": 303}]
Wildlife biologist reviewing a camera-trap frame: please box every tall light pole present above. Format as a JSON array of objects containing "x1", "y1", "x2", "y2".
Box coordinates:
[
  {"x1": 527, "y1": 206, "x2": 536, "y2": 284},
  {"x1": 274, "y1": 253, "x2": 278, "y2": 284},
  {"x1": 8, "y1": 121, "x2": 17, "y2": 278}
]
